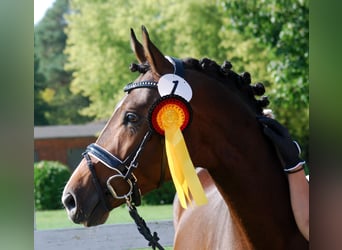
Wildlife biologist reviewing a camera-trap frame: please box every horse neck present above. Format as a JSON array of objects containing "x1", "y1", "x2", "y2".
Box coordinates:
[{"x1": 186, "y1": 83, "x2": 307, "y2": 249}]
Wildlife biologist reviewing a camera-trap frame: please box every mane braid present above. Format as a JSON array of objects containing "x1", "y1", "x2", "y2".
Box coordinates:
[{"x1": 183, "y1": 57, "x2": 269, "y2": 115}]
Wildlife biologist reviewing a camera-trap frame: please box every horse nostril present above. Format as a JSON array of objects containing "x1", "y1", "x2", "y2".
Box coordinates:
[
  {"x1": 62, "y1": 192, "x2": 84, "y2": 224},
  {"x1": 62, "y1": 192, "x2": 76, "y2": 212}
]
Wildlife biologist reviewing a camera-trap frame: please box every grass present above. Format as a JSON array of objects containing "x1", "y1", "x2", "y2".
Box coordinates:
[{"x1": 35, "y1": 204, "x2": 173, "y2": 230}]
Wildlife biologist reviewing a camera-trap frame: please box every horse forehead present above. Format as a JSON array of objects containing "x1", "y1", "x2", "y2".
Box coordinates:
[
  {"x1": 124, "y1": 88, "x2": 158, "y2": 109},
  {"x1": 113, "y1": 89, "x2": 152, "y2": 114}
]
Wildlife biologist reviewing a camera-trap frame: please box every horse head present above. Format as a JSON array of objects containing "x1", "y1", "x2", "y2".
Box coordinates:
[{"x1": 61, "y1": 26, "x2": 180, "y2": 226}]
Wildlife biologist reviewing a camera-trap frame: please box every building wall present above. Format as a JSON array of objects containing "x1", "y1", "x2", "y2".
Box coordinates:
[{"x1": 34, "y1": 137, "x2": 96, "y2": 171}]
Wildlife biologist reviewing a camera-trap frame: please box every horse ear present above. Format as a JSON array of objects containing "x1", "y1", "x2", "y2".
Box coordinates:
[
  {"x1": 130, "y1": 28, "x2": 146, "y2": 63},
  {"x1": 141, "y1": 25, "x2": 174, "y2": 78}
]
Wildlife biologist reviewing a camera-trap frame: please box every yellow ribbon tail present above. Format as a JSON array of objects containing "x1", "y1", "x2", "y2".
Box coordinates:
[{"x1": 165, "y1": 127, "x2": 208, "y2": 209}]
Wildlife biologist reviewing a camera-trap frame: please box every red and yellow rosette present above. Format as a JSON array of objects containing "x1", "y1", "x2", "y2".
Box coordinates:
[{"x1": 150, "y1": 95, "x2": 208, "y2": 209}]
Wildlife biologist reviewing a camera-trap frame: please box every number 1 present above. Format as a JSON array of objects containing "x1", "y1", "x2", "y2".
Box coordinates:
[{"x1": 171, "y1": 80, "x2": 179, "y2": 94}]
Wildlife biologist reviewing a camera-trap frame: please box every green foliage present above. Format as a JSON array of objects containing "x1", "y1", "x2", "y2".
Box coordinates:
[
  {"x1": 222, "y1": 0, "x2": 309, "y2": 159},
  {"x1": 34, "y1": 161, "x2": 71, "y2": 210},
  {"x1": 34, "y1": 0, "x2": 93, "y2": 125},
  {"x1": 65, "y1": 0, "x2": 227, "y2": 119},
  {"x1": 34, "y1": 49, "x2": 50, "y2": 125},
  {"x1": 142, "y1": 181, "x2": 176, "y2": 205},
  {"x1": 34, "y1": 0, "x2": 70, "y2": 86}
]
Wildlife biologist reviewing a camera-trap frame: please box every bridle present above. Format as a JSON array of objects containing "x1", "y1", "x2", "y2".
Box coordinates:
[
  {"x1": 81, "y1": 81, "x2": 165, "y2": 250},
  {"x1": 82, "y1": 56, "x2": 184, "y2": 210},
  {"x1": 82, "y1": 57, "x2": 184, "y2": 250},
  {"x1": 83, "y1": 129, "x2": 154, "y2": 209},
  {"x1": 83, "y1": 79, "x2": 167, "y2": 207}
]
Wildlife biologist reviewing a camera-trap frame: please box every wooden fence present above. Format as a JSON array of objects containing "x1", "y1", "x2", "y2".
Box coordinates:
[{"x1": 34, "y1": 220, "x2": 174, "y2": 250}]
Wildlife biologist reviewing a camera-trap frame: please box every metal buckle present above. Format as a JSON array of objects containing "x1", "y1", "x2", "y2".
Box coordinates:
[{"x1": 106, "y1": 174, "x2": 133, "y2": 200}]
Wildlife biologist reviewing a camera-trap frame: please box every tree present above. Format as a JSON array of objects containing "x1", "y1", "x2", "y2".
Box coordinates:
[
  {"x1": 34, "y1": 49, "x2": 49, "y2": 125},
  {"x1": 34, "y1": 0, "x2": 92, "y2": 125},
  {"x1": 65, "y1": 0, "x2": 240, "y2": 119},
  {"x1": 221, "y1": 0, "x2": 309, "y2": 159}
]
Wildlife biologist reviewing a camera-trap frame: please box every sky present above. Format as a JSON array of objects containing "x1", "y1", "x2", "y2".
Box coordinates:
[{"x1": 34, "y1": 0, "x2": 56, "y2": 25}]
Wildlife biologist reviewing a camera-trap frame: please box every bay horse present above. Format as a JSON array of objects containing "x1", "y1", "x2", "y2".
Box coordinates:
[{"x1": 62, "y1": 26, "x2": 308, "y2": 249}]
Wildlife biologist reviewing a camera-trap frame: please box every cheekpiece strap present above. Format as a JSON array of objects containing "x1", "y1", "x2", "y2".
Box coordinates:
[{"x1": 124, "y1": 81, "x2": 158, "y2": 92}]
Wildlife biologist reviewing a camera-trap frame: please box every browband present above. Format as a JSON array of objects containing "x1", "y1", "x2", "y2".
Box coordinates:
[{"x1": 124, "y1": 81, "x2": 158, "y2": 92}]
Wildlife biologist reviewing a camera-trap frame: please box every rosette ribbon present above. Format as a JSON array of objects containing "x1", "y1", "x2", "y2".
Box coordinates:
[{"x1": 150, "y1": 74, "x2": 208, "y2": 209}]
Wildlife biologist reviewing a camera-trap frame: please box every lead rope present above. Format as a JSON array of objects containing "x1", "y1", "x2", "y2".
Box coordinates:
[{"x1": 126, "y1": 199, "x2": 165, "y2": 250}]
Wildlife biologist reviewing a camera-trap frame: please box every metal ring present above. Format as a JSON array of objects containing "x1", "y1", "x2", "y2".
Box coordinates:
[{"x1": 106, "y1": 174, "x2": 133, "y2": 200}]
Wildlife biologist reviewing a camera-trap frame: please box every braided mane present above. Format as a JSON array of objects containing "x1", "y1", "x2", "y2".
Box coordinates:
[{"x1": 129, "y1": 57, "x2": 269, "y2": 115}]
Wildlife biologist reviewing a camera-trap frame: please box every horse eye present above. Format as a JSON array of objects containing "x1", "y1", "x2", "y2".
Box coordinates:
[{"x1": 125, "y1": 112, "x2": 139, "y2": 123}]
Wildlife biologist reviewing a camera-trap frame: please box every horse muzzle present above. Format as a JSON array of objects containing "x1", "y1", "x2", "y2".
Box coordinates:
[{"x1": 61, "y1": 187, "x2": 110, "y2": 226}]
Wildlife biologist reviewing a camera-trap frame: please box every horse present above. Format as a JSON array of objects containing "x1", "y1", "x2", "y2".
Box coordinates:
[{"x1": 62, "y1": 26, "x2": 308, "y2": 249}]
